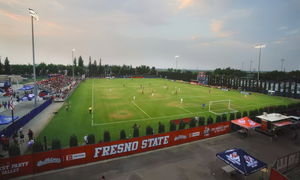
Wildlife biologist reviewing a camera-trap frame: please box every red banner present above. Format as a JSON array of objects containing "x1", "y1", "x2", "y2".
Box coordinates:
[
  {"x1": 0, "y1": 121, "x2": 230, "y2": 179},
  {"x1": 0, "y1": 154, "x2": 33, "y2": 179},
  {"x1": 32, "y1": 149, "x2": 63, "y2": 174}
]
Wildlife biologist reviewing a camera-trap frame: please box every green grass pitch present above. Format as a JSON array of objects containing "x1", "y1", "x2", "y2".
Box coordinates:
[{"x1": 38, "y1": 78, "x2": 299, "y2": 146}]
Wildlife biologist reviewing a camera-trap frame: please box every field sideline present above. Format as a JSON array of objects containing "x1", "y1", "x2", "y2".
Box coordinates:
[{"x1": 38, "y1": 78, "x2": 299, "y2": 146}]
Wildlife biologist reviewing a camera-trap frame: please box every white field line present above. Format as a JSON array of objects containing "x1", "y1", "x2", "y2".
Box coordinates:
[
  {"x1": 179, "y1": 106, "x2": 194, "y2": 114},
  {"x1": 91, "y1": 101, "x2": 288, "y2": 126},
  {"x1": 92, "y1": 111, "x2": 205, "y2": 126},
  {"x1": 131, "y1": 101, "x2": 152, "y2": 118}
]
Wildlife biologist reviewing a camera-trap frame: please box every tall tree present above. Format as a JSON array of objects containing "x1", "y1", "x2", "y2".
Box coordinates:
[
  {"x1": 4, "y1": 57, "x2": 10, "y2": 74},
  {"x1": 77, "y1": 56, "x2": 84, "y2": 75},
  {"x1": 98, "y1": 58, "x2": 102, "y2": 75},
  {"x1": 88, "y1": 56, "x2": 92, "y2": 77},
  {"x1": 0, "y1": 57, "x2": 3, "y2": 74}
]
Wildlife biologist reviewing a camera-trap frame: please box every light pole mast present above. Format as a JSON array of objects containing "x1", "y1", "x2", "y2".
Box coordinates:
[
  {"x1": 72, "y1": 49, "x2": 75, "y2": 79},
  {"x1": 254, "y1": 44, "x2": 266, "y2": 81},
  {"x1": 175, "y1": 55, "x2": 179, "y2": 70},
  {"x1": 29, "y1": 8, "x2": 39, "y2": 106},
  {"x1": 281, "y1": 59, "x2": 285, "y2": 72}
]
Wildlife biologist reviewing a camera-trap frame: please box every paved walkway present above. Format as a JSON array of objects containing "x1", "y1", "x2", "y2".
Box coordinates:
[
  {"x1": 18, "y1": 102, "x2": 64, "y2": 154},
  {"x1": 0, "y1": 101, "x2": 64, "y2": 156},
  {"x1": 13, "y1": 129, "x2": 300, "y2": 180}
]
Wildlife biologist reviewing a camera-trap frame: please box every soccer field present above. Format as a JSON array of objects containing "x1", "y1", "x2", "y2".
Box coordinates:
[{"x1": 38, "y1": 78, "x2": 299, "y2": 146}]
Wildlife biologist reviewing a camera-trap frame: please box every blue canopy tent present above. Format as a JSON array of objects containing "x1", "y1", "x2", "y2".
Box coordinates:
[
  {"x1": 0, "y1": 115, "x2": 19, "y2": 125},
  {"x1": 18, "y1": 85, "x2": 34, "y2": 91},
  {"x1": 216, "y1": 148, "x2": 267, "y2": 176}
]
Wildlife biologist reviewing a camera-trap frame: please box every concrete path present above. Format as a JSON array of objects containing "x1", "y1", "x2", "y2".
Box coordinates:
[
  {"x1": 18, "y1": 102, "x2": 64, "y2": 154},
  {"x1": 13, "y1": 129, "x2": 300, "y2": 180}
]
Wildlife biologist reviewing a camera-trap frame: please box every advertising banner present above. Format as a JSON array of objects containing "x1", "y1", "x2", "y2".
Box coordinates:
[
  {"x1": 0, "y1": 154, "x2": 33, "y2": 179},
  {"x1": 32, "y1": 149, "x2": 63, "y2": 173},
  {"x1": 1, "y1": 121, "x2": 230, "y2": 179},
  {"x1": 61, "y1": 146, "x2": 88, "y2": 168}
]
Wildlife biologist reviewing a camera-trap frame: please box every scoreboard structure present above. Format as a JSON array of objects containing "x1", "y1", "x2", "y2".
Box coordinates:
[{"x1": 197, "y1": 72, "x2": 208, "y2": 85}]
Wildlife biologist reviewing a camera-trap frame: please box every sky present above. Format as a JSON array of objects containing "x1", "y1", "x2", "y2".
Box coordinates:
[{"x1": 0, "y1": 0, "x2": 300, "y2": 71}]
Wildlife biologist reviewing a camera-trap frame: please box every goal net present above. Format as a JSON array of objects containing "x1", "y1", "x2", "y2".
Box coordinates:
[{"x1": 208, "y1": 100, "x2": 237, "y2": 115}]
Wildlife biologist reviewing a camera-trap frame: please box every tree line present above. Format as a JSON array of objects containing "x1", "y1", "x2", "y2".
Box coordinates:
[
  {"x1": 0, "y1": 56, "x2": 198, "y2": 81},
  {"x1": 208, "y1": 67, "x2": 300, "y2": 81}
]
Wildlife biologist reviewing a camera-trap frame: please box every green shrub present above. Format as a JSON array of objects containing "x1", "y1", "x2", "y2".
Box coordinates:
[
  {"x1": 52, "y1": 139, "x2": 61, "y2": 150},
  {"x1": 221, "y1": 114, "x2": 227, "y2": 122},
  {"x1": 207, "y1": 116, "x2": 213, "y2": 125},
  {"x1": 133, "y1": 127, "x2": 139, "y2": 137},
  {"x1": 236, "y1": 112, "x2": 242, "y2": 119},
  {"x1": 32, "y1": 141, "x2": 44, "y2": 153},
  {"x1": 198, "y1": 116, "x2": 205, "y2": 126},
  {"x1": 242, "y1": 111, "x2": 248, "y2": 117},
  {"x1": 158, "y1": 122, "x2": 165, "y2": 133},
  {"x1": 189, "y1": 118, "x2": 196, "y2": 128},
  {"x1": 178, "y1": 120, "x2": 186, "y2": 130},
  {"x1": 9, "y1": 144, "x2": 20, "y2": 157},
  {"x1": 169, "y1": 121, "x2": 176, "y2": 131},
  {"x1": 229, "y1": 113, "x2": 235, "y2": 120},
  {"x1": 103, "y1": 131, "x2": 111, "y2": 142},
  {"x1": 87, "y1": 134, "x2": 95, "y2": 144},
  {"x1": 258, "y1": 108, "x2": 264, "y2": 115},
  {"x1": 146, "y1": 126, "x2": 154, "y2": 135},
  {"x1": 216, "y1": 116, "x2": 221, "y2": 123},
  {"x1": 120, "y1": 129, "x2": 126, "y2": 140},
  {"x1": 69, "y1": 135, "x2": 78, "y2": 147}
]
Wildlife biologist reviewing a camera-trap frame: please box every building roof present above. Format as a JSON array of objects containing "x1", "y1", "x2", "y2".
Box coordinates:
[{"x1": 256, "y1": 113, "x2": 290, "y2": 122}]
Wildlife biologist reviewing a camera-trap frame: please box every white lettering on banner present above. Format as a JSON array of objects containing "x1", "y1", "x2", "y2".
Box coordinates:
[
  {"x1": 94, "y1": 141, "x2": 139, "y2": 158},
  {"x1": 174, "y1": 135, "x2": 187, "y2": 141},
  {"x1": 141, "y1": 136, "x2": 169, "y2": 149},
  {"x1": 66, "y1": 153, "x2": 86, "y2": 161},
  {"x1": 37, "y1": 158, "x2": 61, "y2": 167},
  {"x1": 110, "y1": 145, "x2": 118, "y2": 155},
  {"x1": 211, "y1": 125, "x2": 229, "y2": 133},
  {"x1": 93, "y1": 136, "x2": 169, "y2": 158},
  {"x1": 102, "y1": 146, "x2": 110, "y2": 156},
  {"x1": 0, "y1": 161, "x2": 29, "y2": 175},
  {"x1": 189, "y1": 132, "x2": 200, "y2": 138}
]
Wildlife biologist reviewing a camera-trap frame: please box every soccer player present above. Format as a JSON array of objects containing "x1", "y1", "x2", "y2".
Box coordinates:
[
  {"x1": 133, "y1": 96, "x2": 136, "y2": 100},
  {"x1": 202, "y1": 103, "x2": 206, "y2": 109},
  {"x1": 180, "y1": 98, "x2": 183, "y2": 104},
  {"x1": 89, "y1": 107, "x2": 92, "y2": 114}
]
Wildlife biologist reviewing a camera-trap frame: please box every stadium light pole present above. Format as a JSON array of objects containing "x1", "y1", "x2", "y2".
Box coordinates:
[
  {"x1": 72, "y1": 48, "x2": 75, "y2": 79},
  {"x1": 175, "y1": 55, "x2": 179, "y2": 70},
  {"x1": 254, "y1": 44, "x2": 266, "y2": 81},
  {"x1": 29, "y1": 8, "x2": 39, "y2": 106},
  {"x1": 281, "y1": 58, "x2": 285, "y2": 72}
]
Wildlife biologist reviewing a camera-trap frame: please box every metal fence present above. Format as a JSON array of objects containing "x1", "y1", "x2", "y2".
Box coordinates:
[{"x1": 273, "y1": 151, "x2": 300, "y2": 173}]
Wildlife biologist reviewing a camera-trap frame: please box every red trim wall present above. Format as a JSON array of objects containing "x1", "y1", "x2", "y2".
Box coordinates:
[
  {"x1": 0, "y1": 121, "x2": 230, "y2": 179},
  {"x1": 269, "y1": 168, "x2": 288, "y2": 180}
]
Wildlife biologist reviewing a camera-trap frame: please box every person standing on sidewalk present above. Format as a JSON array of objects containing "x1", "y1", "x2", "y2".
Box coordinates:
[{"x1": 28, "y1": 129, "x2": 34, "y2": 140}]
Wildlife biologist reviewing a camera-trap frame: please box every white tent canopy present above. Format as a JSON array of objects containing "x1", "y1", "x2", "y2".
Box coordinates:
[{"x1": 256, "y1": 113, "x2": 290, "y2": 122}]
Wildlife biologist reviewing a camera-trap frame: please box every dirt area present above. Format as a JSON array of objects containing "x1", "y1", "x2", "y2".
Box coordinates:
[{"x1": 109, "y1": 110, "x2": 133, "y2": 119}]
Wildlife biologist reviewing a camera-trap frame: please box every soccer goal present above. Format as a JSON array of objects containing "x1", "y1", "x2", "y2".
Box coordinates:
[{"x1": 208, "y1": 100, "x2": 237, "y2": 115}]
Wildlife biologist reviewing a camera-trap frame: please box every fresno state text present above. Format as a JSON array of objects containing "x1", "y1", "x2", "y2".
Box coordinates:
[{"x1": 94, "y1": 136, "x2": 169, "y2": 158}]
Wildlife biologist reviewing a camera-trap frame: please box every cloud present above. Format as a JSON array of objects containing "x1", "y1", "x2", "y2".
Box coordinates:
[
  {"x1": 278, "y1": 26, "x2": 288, "y2": 31},
  {"x1": 210, "y1": 19, "x2": 233, "y2": 38},
  {"x1": 177, "y1": 0, "x2": 194, "y2": 10},
  {"x1": 0, "y1": 9, "x2": 27, "y2": 22}
]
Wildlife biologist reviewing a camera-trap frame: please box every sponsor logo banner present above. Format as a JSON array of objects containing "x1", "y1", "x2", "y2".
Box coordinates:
[
  {"x1": 66, "y1": 153, "x2": 86, "y2": 161},
  {"x1": 37, "y1": 158, "x2": 61, "y2": 167}
]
